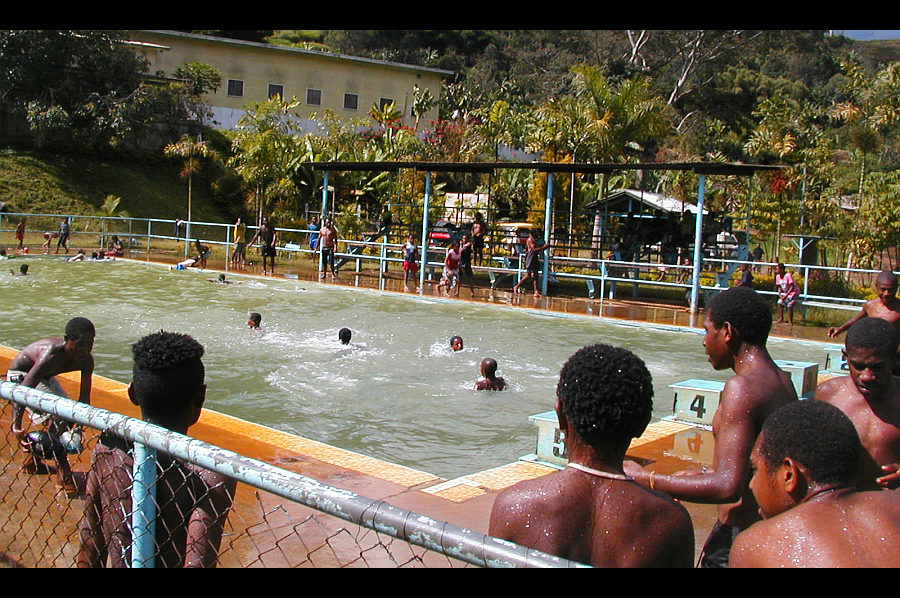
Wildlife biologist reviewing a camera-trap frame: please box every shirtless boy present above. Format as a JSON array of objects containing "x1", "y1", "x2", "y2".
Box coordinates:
[
  {"x1": 489, "y1": 344, "x2": 694, "y2": 567},
  {"x1": 77, "y1": 331, "x2": 236, "y2": 567},
  {"x1": 471, "y1": 212, "x2": 486, "y2": 266},
  {"x1": 474, "y1": 358, "x2": 506, "y2": 391},
  {"x1": 6, "y1": 317, "x2": 96, "y2": 495},
  {"x1": 194, "y1": 239, "x2": 211, "y2": 269},
  {"x1": 15, "y1": 218, "x2": 26, "y2": 251},
  {"x1": 829, "y1": 270, "x2": 900, "y2": 373},
  {"x1": 317, "y1": 218, "x2": 338, "y2": 280},
  {"x1": 730, "y1": 400, "x2": 900, "y2": 568},
  {"x1": 624, "y1": 286, "x2": 797, "y2": 567},
  {"x1": 815, "y1": 317, "x2": 900, "y2": 490},
  {"x1": 249, "y1": 217, "x2": 278, "y2": 275}
]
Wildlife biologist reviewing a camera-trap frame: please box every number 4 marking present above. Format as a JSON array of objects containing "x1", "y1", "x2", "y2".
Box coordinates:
[{"x1": 690, "y1": 394, "x2": 706, "y2": 420}]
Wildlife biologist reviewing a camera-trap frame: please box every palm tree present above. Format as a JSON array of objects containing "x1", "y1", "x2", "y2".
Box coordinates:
[
  {"x1": 164, "y1": 134, "x2": 218, "y2": 224},
  {"x1": 569, "y1": 65, "x2": 669, "y2": 163},
  {"x1": 96, "y1": 194, "x2": 132, "y2": 249}
]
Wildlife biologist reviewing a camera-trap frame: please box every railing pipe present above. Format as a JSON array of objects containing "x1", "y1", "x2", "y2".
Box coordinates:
[{"x1": 0, "y1": 381, "x2": 583, "y2": 568}]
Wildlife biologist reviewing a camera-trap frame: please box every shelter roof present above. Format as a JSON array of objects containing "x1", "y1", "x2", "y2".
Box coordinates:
[{"x1": 584, "y1": 188, "x2": 707, "y2": 215}]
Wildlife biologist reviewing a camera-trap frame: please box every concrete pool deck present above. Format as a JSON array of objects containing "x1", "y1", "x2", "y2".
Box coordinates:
[{"x1": 1, "y1": 253, "x2": 841, "y2": 566}]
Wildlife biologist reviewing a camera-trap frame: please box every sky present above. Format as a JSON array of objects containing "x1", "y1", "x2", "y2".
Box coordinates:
[{"x1": 838, "y1": 30, "x2": 900, "y2": 41}]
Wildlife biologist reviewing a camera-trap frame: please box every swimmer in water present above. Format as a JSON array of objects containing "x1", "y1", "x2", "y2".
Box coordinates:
[
  {"x1": 207, "y1": 273, "x2": 241, "y2": 285},
  {"x1": 339, "y1": 328, "x2": 351, "y2": 345},
  {"x1": 474, "y1": 358, "x2": 506, "y2": 391},
  {"x1": 247, "y1": 312, "x2": 262, "y2": 331},
  {"x1": 450, "y1": 335, "x2": 463, "y2": 351},
  {"x1": 10, "y1": 263, "x2": 29, "y2": 275}
]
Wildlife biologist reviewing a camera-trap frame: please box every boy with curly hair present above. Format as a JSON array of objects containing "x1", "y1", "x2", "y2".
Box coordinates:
[
  {"x1": 488, "y1": 344, "x2": 694, "y2": 567},
  {"x1": 77, "y1": 331, "x2": 235, "y2": 567}
]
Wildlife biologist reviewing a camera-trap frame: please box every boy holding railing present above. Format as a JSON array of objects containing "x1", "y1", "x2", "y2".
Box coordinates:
[{"x1": 77, "y1": 330, "x2": 235, "y2": 567}]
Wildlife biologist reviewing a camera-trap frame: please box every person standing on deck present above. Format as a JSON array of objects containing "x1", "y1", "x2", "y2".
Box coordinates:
[{"x1": 624, "y1": 286, "x2": 797, "y2": 568}]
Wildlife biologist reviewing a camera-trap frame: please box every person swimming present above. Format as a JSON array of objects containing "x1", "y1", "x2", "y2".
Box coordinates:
[
  {"x1": 450, "y1": 335, "x2": 464, "y2": 351},
  {"x1": 475, "y1": 358, "x2": 506, "y2": 391},
  {"x1": 339, "y1": 328, "x2": 352, "y2": 345}
]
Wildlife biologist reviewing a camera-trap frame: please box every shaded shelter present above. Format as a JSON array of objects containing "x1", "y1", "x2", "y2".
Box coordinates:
[{"x1": 309, "y1": 161, "x2": 783, "y2": 312}]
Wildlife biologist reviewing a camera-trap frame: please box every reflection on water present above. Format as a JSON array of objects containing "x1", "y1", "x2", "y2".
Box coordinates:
[{"x1": 1, "y1": 256, "x2": 829, "y2": 480}]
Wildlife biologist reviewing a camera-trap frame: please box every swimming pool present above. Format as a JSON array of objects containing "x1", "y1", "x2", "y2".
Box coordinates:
[{"x1": 0, "y1": 256, "x2": 829, "y2": 480}]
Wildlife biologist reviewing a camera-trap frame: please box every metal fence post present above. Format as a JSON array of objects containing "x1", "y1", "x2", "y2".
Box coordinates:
[{"x1": 130, "y1": 441, "x2": 158, "y2": 568}]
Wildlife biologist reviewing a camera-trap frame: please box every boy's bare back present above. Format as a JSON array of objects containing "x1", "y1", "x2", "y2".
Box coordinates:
[
  {"x1": 489, "y1": 468, "x2": 693, "y2": 567},
  {"x1": 732, "y1": 487, "x2": 900, "y2": 567}
]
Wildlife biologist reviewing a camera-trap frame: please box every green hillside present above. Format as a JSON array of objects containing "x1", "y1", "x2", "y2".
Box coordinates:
[{"x1": 0, "y1": 149, "x2": 226, "y2": 223}]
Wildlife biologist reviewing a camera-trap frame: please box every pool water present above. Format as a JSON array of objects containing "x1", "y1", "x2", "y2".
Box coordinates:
[{"x1": 0, "y1": 256, "x2": 829, "y2": 480}]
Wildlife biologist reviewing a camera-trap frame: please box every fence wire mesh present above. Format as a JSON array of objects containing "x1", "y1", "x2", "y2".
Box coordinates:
[{"x1": 0, "y1": 385, "x2": 571, "y2": 569}]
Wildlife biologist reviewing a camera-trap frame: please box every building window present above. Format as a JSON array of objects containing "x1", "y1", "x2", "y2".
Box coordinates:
[
  {"x1": 343, "y1": 93, "x2": 358, "y2": 111},
  {"x1": 268, "y1": 84, "x2": 284, "y2": 99},
  {"x1": 306, "y1": 88, "x2": 322, "y2": 106},
  {"x1": 226, "y1": 79, "x2": 244, "y2": 97},
  {"x1": 379, "y1": 97, "x2": 394, "y2": 110}
]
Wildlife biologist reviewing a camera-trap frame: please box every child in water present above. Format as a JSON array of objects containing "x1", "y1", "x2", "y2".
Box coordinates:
[{"x1": 475, "y1": 358, "x2": 506, "y2": 391}]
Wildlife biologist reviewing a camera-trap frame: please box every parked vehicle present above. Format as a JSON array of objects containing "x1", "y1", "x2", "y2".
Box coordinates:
[
  {"x1": 427, "y1": 219, "x2": 474, "y2": 248},
  {"x1": 495, "y1": 221, "x2": 533, "y2": 254}
]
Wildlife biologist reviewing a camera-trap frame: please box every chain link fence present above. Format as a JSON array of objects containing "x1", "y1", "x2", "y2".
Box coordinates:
[{"x1": 0, "y1": 381, "x2": 578, "y2": 568}]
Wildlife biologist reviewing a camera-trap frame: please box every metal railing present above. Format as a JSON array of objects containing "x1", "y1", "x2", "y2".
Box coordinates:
[
  {"x1": 2, "y1": 211, "x2": 890, "y2": 315},
  {"x1": 0, "y1": 381, "x2": 580, "y2": 568}
]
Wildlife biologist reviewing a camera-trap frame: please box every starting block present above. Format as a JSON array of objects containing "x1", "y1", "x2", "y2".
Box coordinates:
[
  {"x1": 523, "y1": 410, "x2": 567, "y2": 468},
  {"x1": 667, "y1": 379, "x2": 725, "y2": 427},
  {"x1": 824, "y1": 344, "x2": 848, "y2": 373},
  {"x1": 774, "y1": 360, "x2": 819, "y2": 399}
]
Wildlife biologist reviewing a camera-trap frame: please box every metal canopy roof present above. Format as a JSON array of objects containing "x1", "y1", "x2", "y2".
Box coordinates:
[
  {"x1": 308, "y1": 161, "x2": 784, "y2": 176},
  {"x1": 584, "y1": 188, "x2": 707, "y2": 214}
]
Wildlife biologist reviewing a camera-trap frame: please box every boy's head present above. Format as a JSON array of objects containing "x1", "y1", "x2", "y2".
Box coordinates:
[
  {"x1": 19, "y1": 264, "x2": 28, "y2": 275},
  {"x1": 556, "y1": 344, "x2": 653, "y2": 449},
  {"x1": 844, "y1": 318, "x2": 898, "y2": 399},
  {"x1": 64, "y1": 317, "x2": 95, "y2": 358},
  {"x1": 339, "y1": 327, "x2": 352, "y2": 344},
  {"x1": 450, "y1": 335, "x2": 464, "y2": 351},
  {"x1": 751, "y1": 400, "x2": 860, "y2": 519},
  {"x1": 875, "y1": 270, "x2": 898, "y2": 305},
  {"x1": 218, "y1": 273, "x2": 226, "y2": 283},
  {"x1": 481, "y1": 358, "x2": 498, "y2": 378},
  {"x1": 248, "y1": 312, "x2": 261, "y2": 329},
  {"x1": 703, "y1": 287, "x2": 771, "y2": 367},
  {"x1": 129, "y1": 331, "x2": 206, "y2": 431}
]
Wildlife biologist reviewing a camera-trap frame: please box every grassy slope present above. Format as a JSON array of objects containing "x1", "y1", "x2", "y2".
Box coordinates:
[{"x1": 0, "y1": 149, "x2": 225, "y2": 223}]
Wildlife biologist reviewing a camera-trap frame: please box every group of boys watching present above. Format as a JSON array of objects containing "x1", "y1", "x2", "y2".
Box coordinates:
[
  {"x1": 491, "y1": 272, "x2": 900, "y2": 568},
  {"x1": 5, "y1": 270, "x2": 900, "y2": 568}
]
